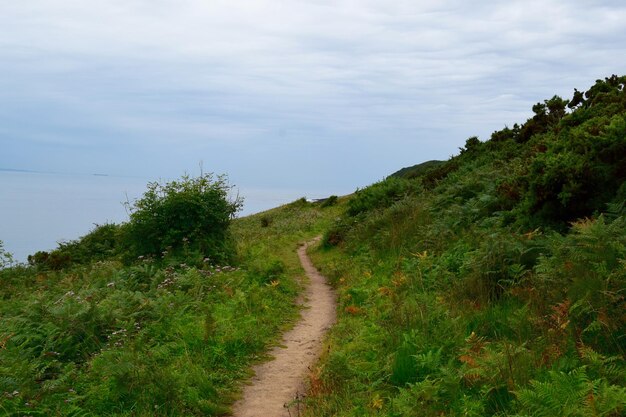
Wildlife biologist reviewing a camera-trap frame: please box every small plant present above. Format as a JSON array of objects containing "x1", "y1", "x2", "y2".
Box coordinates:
[{"x1": 0, "y1": 240, "x2": 14, "y2": 268}]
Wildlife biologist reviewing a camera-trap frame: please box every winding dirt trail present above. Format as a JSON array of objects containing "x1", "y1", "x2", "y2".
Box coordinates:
[{"x1": 231, "y1": 238, "x2": 336, "y2": 417}]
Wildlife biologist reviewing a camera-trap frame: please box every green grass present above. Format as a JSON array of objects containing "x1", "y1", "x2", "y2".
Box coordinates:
[
  {"x1": 301, "y1": 76, "x2": 626, "y2": 416},
  {"x1": 2, "y1": 75, "x2": 625, "y2": 416},
  {"x1": 0, "y1": 198, "x2": 344, "y2": 416},
  {"x1": 305, "y1": 192, "x2": 626, "y2": 417}
]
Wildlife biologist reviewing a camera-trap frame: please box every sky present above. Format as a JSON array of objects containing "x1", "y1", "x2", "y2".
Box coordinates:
[{"x1": 1, "y1": 0, "x2": 625, "y2": 193}]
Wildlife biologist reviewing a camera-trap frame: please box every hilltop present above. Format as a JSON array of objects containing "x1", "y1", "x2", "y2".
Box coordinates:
[{"x1": 389, "y1": 159, "x2": 445, "y2": 179}]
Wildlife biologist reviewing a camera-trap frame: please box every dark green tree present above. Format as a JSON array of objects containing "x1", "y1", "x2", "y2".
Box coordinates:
[{"x1": 124, "y1": 173, "x2": 242, "y2": 262}]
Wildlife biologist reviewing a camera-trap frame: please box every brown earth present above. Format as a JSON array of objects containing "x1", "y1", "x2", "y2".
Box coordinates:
[{"x1": 231, "y1": 238, "x2": 336, "y2": 417}]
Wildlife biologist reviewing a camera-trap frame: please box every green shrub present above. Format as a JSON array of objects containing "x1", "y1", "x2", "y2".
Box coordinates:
[
  {"x1": 28, "y1": 224, "x2": 123, "y2": 269},
  {"x1": 320, "y1": 195, "x2": 339, "y2": 208},
  {"x1": 28, "y1": 250, "x2": 72, "y2": 270},
  {"x1": 321, "y1": 217, "x2": 354, "y2": 248},
  {"x1": 123, "y1": 173, "x2": 242, "y2": 263},
  {"x1": 260, "y1": 215, "x2": 272, "y2": 227},
  {"x1": 287, "y1": 197, "x2": 309, "y2": 208},
  {"x1": 422, "y1": 159, "x2": 460, "y2": 189}
]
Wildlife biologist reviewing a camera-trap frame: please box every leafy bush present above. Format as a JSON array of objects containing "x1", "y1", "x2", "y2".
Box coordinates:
[
  {"x1": 28, "y1": 223, "x2": 123, "y2": 269},
  {"x1": 422, "y1": 159, "x2": 460, "y2": 189},
  {"x1": 123, "y1": 173, "x2": 242, "y2": 263},
  {"x1": 321, "y1": 217, "x2": 354, "y2": 248},
  {"x1": 520, "y1": 114, "x2": 626, "y2": 228},
  {"x1": 28, "y1": 249, "x2": 72, "y2": 270},
  {"x1": 260, "y1": 215, "x2": 272, "y2": 227},
  {"x1": 320, "y1": 195, "x2": 339, "y2": 208}
]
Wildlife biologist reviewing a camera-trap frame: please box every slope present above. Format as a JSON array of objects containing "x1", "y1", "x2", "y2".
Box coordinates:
[{"x1": 303, "y1": 75, "x2": 626, "y2": 416}]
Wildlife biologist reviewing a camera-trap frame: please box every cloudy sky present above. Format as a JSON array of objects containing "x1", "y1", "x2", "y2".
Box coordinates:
[{"x1": 1, "y1": 0, "x2": 625, "y2": 192}]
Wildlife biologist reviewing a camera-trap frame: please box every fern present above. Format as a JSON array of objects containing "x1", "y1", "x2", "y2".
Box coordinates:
[{"x1": 514, "y1": 367, "x2": 626, "y2": 416}]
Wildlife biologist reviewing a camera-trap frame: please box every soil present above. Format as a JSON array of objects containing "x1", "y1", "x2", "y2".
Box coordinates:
[{"x1": 231, "y1": 238, "x2": 336, "y2": 417}]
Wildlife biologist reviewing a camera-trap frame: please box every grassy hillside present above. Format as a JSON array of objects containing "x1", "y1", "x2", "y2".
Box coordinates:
[
  {"x1": 0, "y1": 194, "x2": 343, "y2": 416},
  {"x1": 1, "y1": 75, "x2": 624, "y2": 417},
  {"x1": 303, "y1": 76, "x2": 626, "y2": 416}
]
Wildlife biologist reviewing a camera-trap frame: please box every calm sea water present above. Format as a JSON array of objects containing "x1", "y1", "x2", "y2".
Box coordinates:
[{"x1": 0, "y1": 170, "x2": 338, "y2": 263}]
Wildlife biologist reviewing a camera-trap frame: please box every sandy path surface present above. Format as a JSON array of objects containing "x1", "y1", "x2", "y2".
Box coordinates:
[{"x1": 231, "y1": 239, "x2": 336, "y2": 417}]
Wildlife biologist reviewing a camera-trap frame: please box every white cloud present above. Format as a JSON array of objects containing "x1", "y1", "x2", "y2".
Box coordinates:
[{"x1": 1, "y1": 0, "x2": 625, "y2": 185}]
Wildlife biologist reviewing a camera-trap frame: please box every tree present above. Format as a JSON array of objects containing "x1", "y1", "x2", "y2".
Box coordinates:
[{"x1": 123, "y1": 173, "x2": 243, "y2": 262}]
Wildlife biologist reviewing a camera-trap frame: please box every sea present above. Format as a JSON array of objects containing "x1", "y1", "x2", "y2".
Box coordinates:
[{"x1": 0, "y1": 170, "x2": 341, "y2": 263}]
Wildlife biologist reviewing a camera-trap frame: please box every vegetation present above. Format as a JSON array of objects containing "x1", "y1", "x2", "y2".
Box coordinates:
[
  {"x1": 390, "y1": 160, "x2": 445, "y2": 180},
  {"x1": 304, "y1": 75, "x2": 626, "y2": 416},
  {"x1": 2, "y1": 75, "x2": 625, "y2": 416},
  {"x1": 0, "y1": 174, "x2": 343, "y2": 416},
  {"x1": 27, "y1": 173, "x2": 243, "y2": 270},
  {"x1": 123, "y1": 173, "x2": 242, "y2": 263}
]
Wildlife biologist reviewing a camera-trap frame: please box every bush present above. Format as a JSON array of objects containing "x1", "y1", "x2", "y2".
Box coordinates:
[
  {"x1": 27, "y1": 224, "x2": 123, "y2": 269},
  {"x1": 123, "y1": 173, "x2": 242, "y2": 263},
  {"x1": 320, "y1": 195, "x2": 339, "y2": 208},
  {"x1": 260, "y1": 215, "x2": 272, "y2": 227}
]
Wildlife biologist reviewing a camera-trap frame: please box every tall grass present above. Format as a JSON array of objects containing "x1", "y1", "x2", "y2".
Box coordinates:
[
  {"x1": 305, "y1": 76, "x2": 626, "y2": 416},
  {"x1": 0, "y1": 198, "x2": 344, "y2": 415}
]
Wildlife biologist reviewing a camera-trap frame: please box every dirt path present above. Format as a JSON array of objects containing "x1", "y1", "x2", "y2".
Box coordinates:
[{"x1": 231, "y1": 238, "x2": 336, "y2": 417}]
